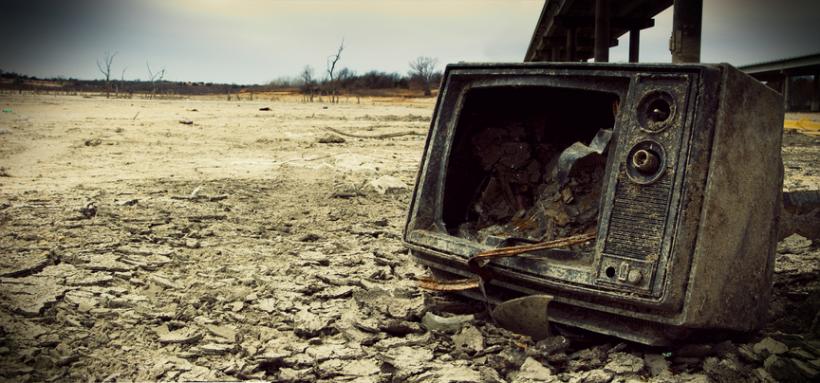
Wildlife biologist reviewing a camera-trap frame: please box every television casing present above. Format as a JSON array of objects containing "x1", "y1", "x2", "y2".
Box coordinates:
[{"x1": 403, "y1": 63, "x2": 784, "y2": 345}]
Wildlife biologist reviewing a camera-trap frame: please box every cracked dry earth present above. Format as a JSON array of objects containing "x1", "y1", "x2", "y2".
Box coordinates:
[{"x1": 1, "y1": 94, "x2": 819, "y2": 382}]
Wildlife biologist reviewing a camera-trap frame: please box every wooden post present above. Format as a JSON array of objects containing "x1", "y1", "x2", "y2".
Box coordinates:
[
  {"x1": 594, "y1": 0, "x2": 610, "y2": 62},
  {"x1": 629, "y1": 28, "x2": 640, "y2": 63},
  {"x1": 671, "y1": 0, "x2": 703, "y2": 63}
]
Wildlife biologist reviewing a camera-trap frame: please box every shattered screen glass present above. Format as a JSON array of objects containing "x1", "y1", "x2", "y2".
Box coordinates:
[{"x1": 442, "y1": 86, "x2": 619, "y2": 258}]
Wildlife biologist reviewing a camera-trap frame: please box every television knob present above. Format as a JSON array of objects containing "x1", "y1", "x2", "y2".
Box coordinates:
[{"x1": 627, "y1": 269, "x2": 643, "y2": 284}]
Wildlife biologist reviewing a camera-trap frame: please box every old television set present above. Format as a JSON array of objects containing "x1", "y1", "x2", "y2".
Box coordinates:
[{"x1": 403, "y1": 62, "x2": 784, "y2": 345}]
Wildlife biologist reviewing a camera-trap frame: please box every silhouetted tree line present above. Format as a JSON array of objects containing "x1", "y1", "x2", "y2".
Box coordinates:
[{"x1": 0, "y1": 67, "x2": 442, "y2": 97}]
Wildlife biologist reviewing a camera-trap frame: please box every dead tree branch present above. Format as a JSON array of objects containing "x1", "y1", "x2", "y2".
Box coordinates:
[
  {"x1": 96, "y1": 50, "x2": 117, "y2": 98},
  {"x1": 146, "y1": 62, "x2": 166, "y2": 99},
  {"x1": 323, "y1": 126, "x2": 423, "y2": 139},
  {"x1": 325, "y1": 39, "x2": 344, "y2": 103},
  {"x1": 408, "y1": 56, "x2": 438, "y2": 96}
]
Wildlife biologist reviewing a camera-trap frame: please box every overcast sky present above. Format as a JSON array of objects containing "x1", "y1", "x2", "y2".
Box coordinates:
[{"x1": 1, "y1": 0, "x2": 818, "y2": 84}]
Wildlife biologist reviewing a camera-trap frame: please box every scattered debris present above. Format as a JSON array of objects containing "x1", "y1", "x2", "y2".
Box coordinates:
[
  {"x1": 0, "y1": 95, "x2": 816, "y2": 382},
  {"x1": 317, "y1": 133, "x2": 346, "y2": 144},
  {"x1": 79, "y1": 201, "x2": 97, "y2": 218},
  {"x1": 421, "y1": 312, "x2": 473, "y2": 333},
  {"x1": 84, "y1": 138, "x2": 102, "y2": 146},
  {"x1": 491, "y1": 295, "x2": 552, "y2": 341},
  {"x1": 323, "y1": 126, "x2": 423, "y2": 140}
]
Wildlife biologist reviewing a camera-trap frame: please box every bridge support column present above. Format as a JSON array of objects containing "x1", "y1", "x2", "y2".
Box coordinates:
[
  {"x1": 594, "y1": 0, "x2": 610, "y2": 62},
  {"x1": 629, "y1": 28, "x2": 640, "y2": 63},
  {"x1": 566, "y1": 27, "x2": 576, "y2": 61},
  {"x1": 671, "y1": 0, "x2": 702, "y2": 63}
]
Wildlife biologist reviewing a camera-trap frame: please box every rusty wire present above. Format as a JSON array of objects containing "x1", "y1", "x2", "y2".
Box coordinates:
[{"x1": 418, "y1": 232, "x2": 596, "y2": 292}]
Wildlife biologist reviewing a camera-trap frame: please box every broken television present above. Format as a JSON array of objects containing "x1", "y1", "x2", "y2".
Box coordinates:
[{"x1": 404, "y1": 63, "x2": 784, "y2": 345}]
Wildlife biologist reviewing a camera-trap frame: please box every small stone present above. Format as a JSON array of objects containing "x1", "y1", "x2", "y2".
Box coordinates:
[
  {"x1": 185, "y1": 239, "x2": 201, "y2": 249},
  {"x1": 421, "y1": 312, "x2": 474, "y2": 333},
  {"x1": 453, "y1": 325, "x2": 484, "y2": 353},
  {"x1": 753, "y1": 337, "x2": 789, "y2": 358},
  {"x1": 512, "y1": 357, "x2": 553, "y2": 383}
]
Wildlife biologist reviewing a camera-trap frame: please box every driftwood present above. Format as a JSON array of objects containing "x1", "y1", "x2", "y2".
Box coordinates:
[{"x1": 322, "y1": 126, "x2": 423, "y2": 139}]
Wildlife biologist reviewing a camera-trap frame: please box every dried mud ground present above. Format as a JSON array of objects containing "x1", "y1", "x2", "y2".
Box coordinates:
[{"x1": 0, "y1": 94, "x2": 819, "y2": 382}]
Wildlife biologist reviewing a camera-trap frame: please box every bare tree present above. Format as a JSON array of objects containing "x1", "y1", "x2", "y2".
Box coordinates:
[
  {"x1": 408, "y1": 56, "x2": 438, "y2": 96},
  {"x1": 116, "y1": 67, "x2": 128, "y2": 97},
  {"x1": 96, "y1": 50, "x2": 117, "y2": 98},
  {"x1": 325, "y1": 39, "x2": 344, "y2": 103},
  {"x1": 300, "y1": 65, "x2": 315, "y2": 102},
  {"x1": 146, "y1": 62, "x2": 165, "y2": 99}
]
